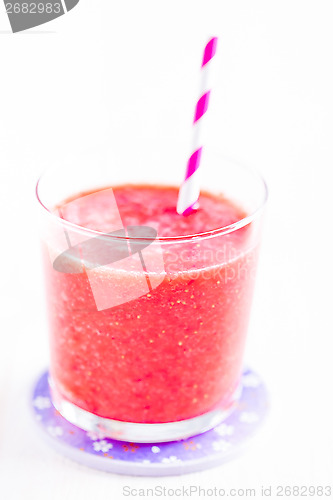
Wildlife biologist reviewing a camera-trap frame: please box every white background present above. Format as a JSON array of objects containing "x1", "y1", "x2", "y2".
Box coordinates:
[{"x1": 0, "y1": 1, "x2": 332, "y2": 498}]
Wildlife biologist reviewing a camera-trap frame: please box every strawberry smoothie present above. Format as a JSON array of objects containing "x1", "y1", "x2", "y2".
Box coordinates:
[{"x1": 43, "y1": 185, "x2": 259, "y2": 425}]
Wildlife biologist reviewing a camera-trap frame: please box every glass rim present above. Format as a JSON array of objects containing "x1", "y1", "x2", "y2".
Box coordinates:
[{"x1": 35, "y1": 163, "x2": 268, "y2": 243}]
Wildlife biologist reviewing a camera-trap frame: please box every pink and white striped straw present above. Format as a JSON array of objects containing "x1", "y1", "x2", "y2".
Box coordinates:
[{"x1": 177, "y1": 37, "x2": 218, "y2": 216}]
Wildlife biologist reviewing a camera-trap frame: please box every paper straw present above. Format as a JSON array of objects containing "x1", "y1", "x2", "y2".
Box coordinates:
[{"x1": 177, "y1": 37, "x2": 218, "y2": 216}]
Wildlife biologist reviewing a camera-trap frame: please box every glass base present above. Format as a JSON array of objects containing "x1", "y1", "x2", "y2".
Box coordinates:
[
  {"x1": 33, "y1": 369, "x2": 269, "y2": 475},
  {"x1": 49, "y1": 378, "x2": 242, "y2": 443}
]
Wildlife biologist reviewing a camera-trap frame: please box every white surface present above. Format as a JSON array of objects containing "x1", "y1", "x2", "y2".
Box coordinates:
[{"x1": 0, "y1": 1, "x2": 332, "y2": 498}]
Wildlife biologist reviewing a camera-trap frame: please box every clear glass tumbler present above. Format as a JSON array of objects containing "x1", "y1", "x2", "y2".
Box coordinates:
[{"x1": 36, "y1": 150, "x2": 267, "y2": 443}]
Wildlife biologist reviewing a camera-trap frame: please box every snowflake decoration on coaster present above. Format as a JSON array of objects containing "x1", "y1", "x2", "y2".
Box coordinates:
[
  {"x1": 33, "y1": 396, "x2": 52, "y2": 410},
  {"x1": 214, "y1": 423, "x2": 234, "y2": 437},
  {"x1": 47, "y1": 426, "x2": 64, "y2": 438},
  {"x1": 87, "y1": 430, "x2": 106, "y2": 441},
  {"x1": 93, "y1": 440, "x2": 113, "y2": 453}
]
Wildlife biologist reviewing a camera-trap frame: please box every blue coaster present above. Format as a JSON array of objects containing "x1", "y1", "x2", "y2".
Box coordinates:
[{"x1": 32, "y1": 369, "x2": 269, "y2": 476}]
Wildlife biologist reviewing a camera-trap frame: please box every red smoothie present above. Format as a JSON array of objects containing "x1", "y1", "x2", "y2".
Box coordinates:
[{"x1": 44, "y1": 185, "x2": 258, "y2": 424}]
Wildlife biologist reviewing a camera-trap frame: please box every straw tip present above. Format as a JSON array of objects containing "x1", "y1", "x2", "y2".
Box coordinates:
[
  {"x1": 208, "y1": 36, "x2": 218, "y2": 45},
  {"x1": 177, "y1": 202, "x2": 200, "y2": 217}
]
